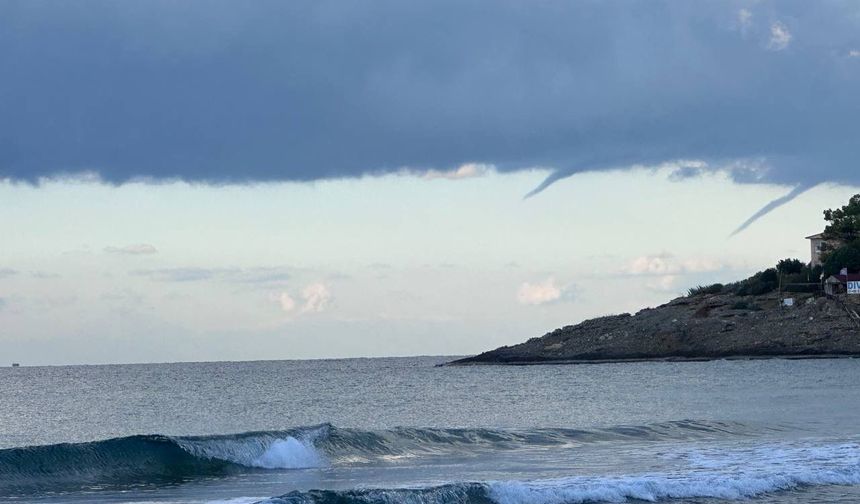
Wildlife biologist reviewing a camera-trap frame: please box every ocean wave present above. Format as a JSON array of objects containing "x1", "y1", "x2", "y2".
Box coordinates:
[
  {"x1": 260, "y1": 441, "x2": 860, "y2": 504},
  {"x1": 319, "y1": 419, "x2": 755, "y2": 458},
  {"x1": 263, "y1": 455, "x2": 860, "y2": 504},
  {"x1": 0, "y1": 420, "x2": 755, "y2": 494},
  {"x1": 0, "y1": 428, "x2": 327, "y2": 494}
]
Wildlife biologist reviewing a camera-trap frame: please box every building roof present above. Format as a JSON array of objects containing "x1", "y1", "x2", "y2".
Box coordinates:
[
  {"x1": 826, "y1": 274, "x2": 860, "y2": 283},
  {"x1": 806, "y1": 232, "x2": 826, "y2": 240}
]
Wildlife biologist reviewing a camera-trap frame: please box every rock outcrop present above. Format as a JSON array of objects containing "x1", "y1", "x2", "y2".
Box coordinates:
[{"x1": 448, "y1": 293, "x2": 860, "y2": 365}]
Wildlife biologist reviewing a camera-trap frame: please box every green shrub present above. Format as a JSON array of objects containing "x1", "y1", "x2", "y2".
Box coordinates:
[
  {"x1": 688, "y1": 283, "x2": 724, "y2": 296},
  {"x1": 735, "y1": 268, "x2": 779, "y2": 296},
  {"x1": 687, "y1": 258, "x2": 821, "y2": 300},
  {"x1": 823, "y1": 242, "x2": 860, "y2": 277},
  {"x1": 777, "y1": 258, "x2": 805, "y2": 275}
]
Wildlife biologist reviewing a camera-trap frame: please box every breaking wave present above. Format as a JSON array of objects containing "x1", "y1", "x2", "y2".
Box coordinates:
[
  {"x1": 264, "y1": 442, "x2": 860, "y2": 503},
  {"x1": 0, "y1": 427, "x2": 327, "y2": 494},
  {"x1": 263, "y1": 465, "x2": 860, "y2": 504},
  {"x1": 0, "y1": 420, "x2": 760, "y2": 495}
]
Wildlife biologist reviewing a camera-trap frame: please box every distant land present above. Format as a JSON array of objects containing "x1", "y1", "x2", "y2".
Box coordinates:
[
  {"x1": 450, "y1": 195, "x2": 860, "y2": 366},
  {"x1": 447, "y1": 291, "x2": 860, "y2": 366}
]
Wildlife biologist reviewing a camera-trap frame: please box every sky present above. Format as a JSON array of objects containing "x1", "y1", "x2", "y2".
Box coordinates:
[{"x1": 1, "y1": 0, "x2": 859, "y2": 365}]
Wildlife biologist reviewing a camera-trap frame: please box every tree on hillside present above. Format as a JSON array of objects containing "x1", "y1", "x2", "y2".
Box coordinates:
[
  {"x1": 819, "y1": 194, "x2": 860, "y2": 276},
  {"x1": 776, "y1": 258, "x2": 804, "y2": 275},
  {"x1": 823, "y1": 194, "x2": 860, "y2": 243},
  {"x1": 822, "y1": 242, "x2": 860, "y2": 277}
]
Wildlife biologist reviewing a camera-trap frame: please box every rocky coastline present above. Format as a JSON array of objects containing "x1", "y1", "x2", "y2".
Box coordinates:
[{"x1": 447, "y1": 293, "x2": 860, "y2": 366}]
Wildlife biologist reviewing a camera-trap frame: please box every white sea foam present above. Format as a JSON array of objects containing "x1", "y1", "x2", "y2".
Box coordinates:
[
  {"x1": 261, "y1": 461, "x2": 860, "y2": 504},
  {"x1": 176, "y1": 433, "x2": 327, "y2": 470},
  {"x1": 489, "y1": 442, "x2": 860, "y2": 503},
  {"x1": 490, "y1": 468, "x2": 860, "y2": 503},
  {"x1": 205, "y1": 498, "x2": 270, "y2": 504},
  {"x1": 251, "y1": 437, "x2": 325, "y2": 469}
]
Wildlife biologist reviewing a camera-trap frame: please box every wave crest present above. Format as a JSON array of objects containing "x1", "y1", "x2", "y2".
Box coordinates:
[
  {"x1": 264, "y1": 462, "x2": 860, "y2": 504},
  {"x1": 0, "y1": 420, "x2": 760, "y2": 495}
]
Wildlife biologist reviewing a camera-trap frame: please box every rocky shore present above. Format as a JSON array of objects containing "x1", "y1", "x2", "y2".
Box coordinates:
[{"x1": 448, "y1": 293, "x2": 860, "y2": 365}]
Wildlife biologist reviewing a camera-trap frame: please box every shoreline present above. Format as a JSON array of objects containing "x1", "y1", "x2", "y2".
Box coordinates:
[{"x1": 443, "y1": 353, "x2": 860, "y2": 367}]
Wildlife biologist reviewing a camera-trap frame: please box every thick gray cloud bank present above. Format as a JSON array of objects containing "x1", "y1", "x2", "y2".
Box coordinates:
[{"x1": 1, "y1": 1, "x2": 858, "y2": 195}]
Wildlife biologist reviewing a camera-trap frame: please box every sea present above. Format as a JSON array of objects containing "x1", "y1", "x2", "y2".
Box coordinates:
[{"x1": 2, "y1": 356, "x2": 860, "y2": 504}]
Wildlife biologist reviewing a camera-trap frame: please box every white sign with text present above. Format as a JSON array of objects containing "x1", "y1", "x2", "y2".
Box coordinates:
[{"x1": 848, "y1": 281, "x2": 860, "y2": 294}]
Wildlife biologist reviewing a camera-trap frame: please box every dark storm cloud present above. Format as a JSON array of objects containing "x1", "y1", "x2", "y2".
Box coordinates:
[{"x1": 1, "y1": 1, "x2": 858, "y2": 221}]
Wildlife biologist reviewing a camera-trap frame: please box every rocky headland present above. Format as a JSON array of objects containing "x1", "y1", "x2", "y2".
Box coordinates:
[{"x1": 448, "y1": 292, "x2": 860, "y2": 365}]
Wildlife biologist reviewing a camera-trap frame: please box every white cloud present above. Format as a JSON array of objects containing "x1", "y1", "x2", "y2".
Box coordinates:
[
  {"x1": 278, "y1": 292, "x2": 296, "y2": 312},
  {"x1": 271, "y1": 284, "x2": 331, "y2": 315},
  {"x1": 849, "y1": 49, "x2": 860, "y2": 58},
  {"x1": 738, "y1": 9, "x2": 753, "y2": 32},
  {"x1": 628, "y1": 253, "x2": 679, "y2": 275},
  {"x1": 517, "y1": 278, "x2": 574, "y2": 306},
  {"x1": 105, "y1": 243, "x2": 158, "y2": 255},
  {"x1": 0, "y1": 268, "x2": 17, "y2": 279},
  {"x1": 625, "y1": 254, "x2": 737, "y2": 295},
  {"x1": 418, "y1": 163, "x2": 493, "y2": 180},
  {"x1": 627, "y1": 253, "x2": 725, "y2": 276},
  {"x1": 767, "y1": 21, "x2": 792, "y2": 51},
  {"x1": 301, "y1": 283, "x2": 331, "y2": 313}
]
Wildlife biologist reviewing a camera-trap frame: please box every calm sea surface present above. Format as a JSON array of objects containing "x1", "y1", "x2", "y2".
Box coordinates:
[{"x1": 2, "y1": 357, "x2": 860, "y2": 503}]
